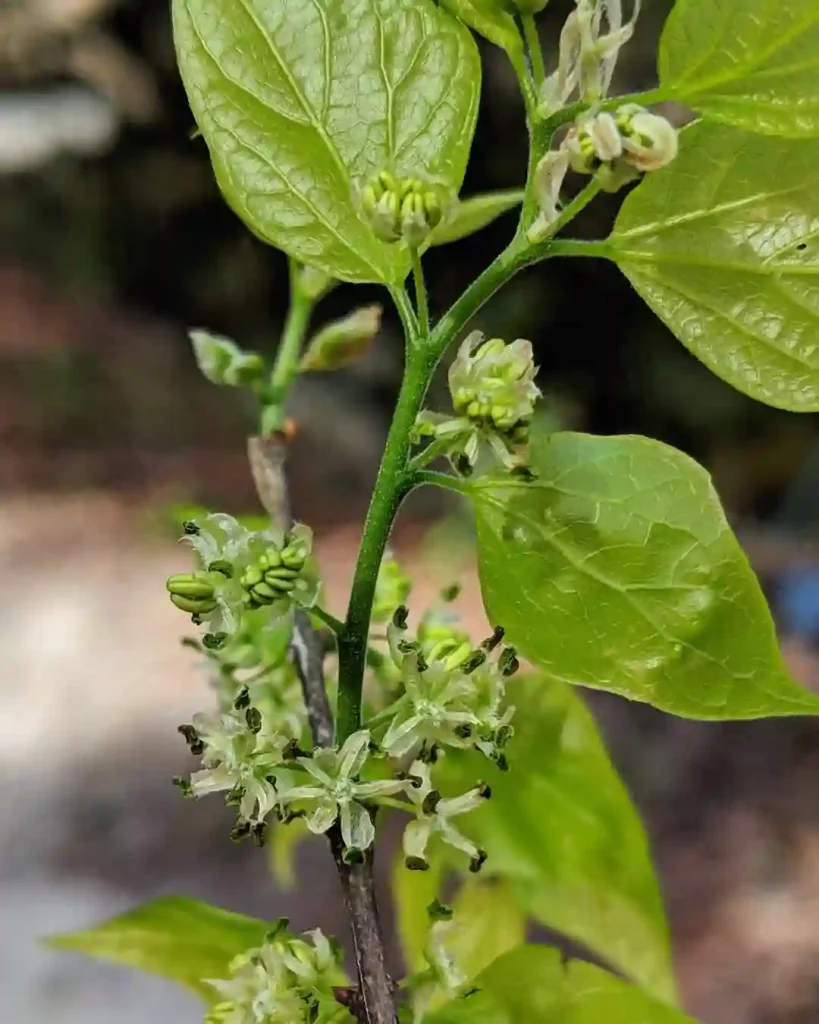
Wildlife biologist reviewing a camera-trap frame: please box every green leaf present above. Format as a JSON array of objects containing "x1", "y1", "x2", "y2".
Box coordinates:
[
  {"x1": 469, "y1": 432, "x2": 819, "y2": 719},
  {"x1": 300, "y1": 304, "x2": 383, "y2": 372},
  {"x1": 446, "y1": 878, "x2": 526, "y2": 985},
  {"x1": 603, "y1": 121, "x2": 819, "y2": 411},
  {"x1": 190, "y1": 329, "x2": 264, "y2": 387},
  {"x1": 438, "y1": 0, "x2": 525, "y2": 67},
  {"x1": 393, "y1": 845, "x2": 446, "y2": 974},
  {"x1": 46, "y1": 896, "x2": 275, "y2": 999},
  {"x1": 429, "y1": 190, "x2": 524, "y2": 247},
  {"x1": 429, "y1": 945, "x2": 699, "y2": 1024},
  {"x1": 173, "y1": 0, "x2": 481, "y2": 285},
  {"x1": 658, "y1": 0, "x2": 819, "y2": 137},
  {"x1": 438, "y1": 676, "x2": 676, "y2": 1003}
]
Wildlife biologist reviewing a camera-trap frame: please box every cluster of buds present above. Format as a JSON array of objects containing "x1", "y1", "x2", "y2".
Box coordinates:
[
  {"x1": 376, "y1": 604, "x2": 518, "y2": 770},
  {"x1": 361, "y1": 171, "x2": 444, "y2": 246},
  {"x1": 413, "y1": 332, "x2": 540, "y2": 472},
  {"x1": 165, "y1": 514, "x2": 319, "y2": 634},
  {"x1": 539, "y1": 0, "x2": 642, "y2": 116},
  {"x1": 204, "y1": 925, "x2": 345, "y2": 1024},
  {"x1": 239, "y1": 526, "x2": 313, "y2": 610}
]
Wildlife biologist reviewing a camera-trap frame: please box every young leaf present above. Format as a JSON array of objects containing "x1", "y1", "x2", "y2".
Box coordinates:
[
  {"x1": 429, "y1": 190, "x2": 524, "y2": 247},
  {"x1": 300, "y1": 305, "x2": 383, "y2": 372},
  {"x1": 429, "y1": 945, "x2": 699, "y2": 1024},
  {"x1": 658, "y1": 0, "x2": 819, "y2": 137},
  {"x1": 46, "y1": 896, "x2": 275, "y2": 999},
  {"x1": 469, "y1": 432, "x2": 819, "y2": 719},
  {"x1": 393, "y1": 846, "x2": 446, "y2": 974},
  {"x1": 438, "y1": 676, "x2": 677, "y2": 1004},
  {"x1": 173, "y1": 0, "x2": 481, "y2": 285},
  {"x1": 603, "y1": 121, "x2": 819, "y2": 411},
  {"x1": 190, "y1": 329, "x2": 264, "y2": 387},
  {"x1": 446, "y1": 879, "x2": 526, "y2": 986}
]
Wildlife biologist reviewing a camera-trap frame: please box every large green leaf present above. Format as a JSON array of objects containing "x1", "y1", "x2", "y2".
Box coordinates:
[
  {"x1": 603, "y1": 121, "x2": 819, "y2": 411},
  {"x1": 438, "y1": 0, "x2": 525, "y2": 68},
  {"x1": 439, "y1": 676, "x2": 676, "y2": 1003},
  {"x1": 429, "y1": 946, "x2": 699, "y2": 1024},
  {"x1": 470, "y1": 432, "x2": 819, "y2": 719},
  {"x1": 47, "y1": 896, "x2": 273, "y2": 999},
  {"x1": 173, "y1": 0, "x2": 481, "y2": 284},
  {"x1": 659, "y1": 0, "x2": 819, "y2": 137}
]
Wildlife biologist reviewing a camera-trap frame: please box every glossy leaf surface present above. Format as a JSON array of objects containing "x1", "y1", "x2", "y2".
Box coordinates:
[
  {"x1": 439, "y1": 675, "x2": 676, "y2": 1002},
  {"x1": 430, "y1": 946, "x2": 699, "y2": 1024},
  {"x1": 429, "y1": 190, "x2": 523, "y2": 246},
  {"x1": 174, "y1": 0, "x2": 481, "y2": 283},
  {"x1": 659, "y1": 0, "x2": 819, "y2": 137},
  {"x1": 438, "y1": 0, "x2": 525, "y2": 67},
  {"x1": 470, "y1": 432, "x2": 819, "y2": 718},
  {"x1": 47, "y1": 896, "x2": 272, "y2": 999},
  {"x1": 605, "y1": 122, "x2": 819, "y2": 411}
]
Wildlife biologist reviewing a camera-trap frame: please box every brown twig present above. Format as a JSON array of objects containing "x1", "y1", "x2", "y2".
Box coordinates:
[{"x1": 248, "y1": 434, "x2": 397, "y2": 1024}]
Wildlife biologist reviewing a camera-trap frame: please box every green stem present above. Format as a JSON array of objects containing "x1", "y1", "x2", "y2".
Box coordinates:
[
  {"x1": 336, "y1": 350, "x2": 435, "y2": 742},
  {"x1": 264, "y1": 261, "x2": 316, "y2": 432},
  {"x1": 389, "y1": 284, "x2": 419, "y2": 342},
  {"x1": 522, "y1": 15, "x2": 546, "y2": 90},
  {"x1": 410, "y1": 247, "x2": 430, "y2": 338},
  {"x1": 410, "y1": 469, "x2": 468, "y2": 495}
]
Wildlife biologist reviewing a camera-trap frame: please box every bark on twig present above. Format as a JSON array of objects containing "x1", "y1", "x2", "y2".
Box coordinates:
[{"x1": 248, "y1": 434, "x2": 397, "y2": 1024}]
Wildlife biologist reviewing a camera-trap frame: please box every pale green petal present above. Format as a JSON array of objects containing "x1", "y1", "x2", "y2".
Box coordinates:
[{"x1": 340, "y1": 800, "x2": 375, "y2": 851}]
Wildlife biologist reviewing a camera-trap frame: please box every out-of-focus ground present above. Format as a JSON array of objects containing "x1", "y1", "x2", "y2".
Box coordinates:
[{"x1": 5, "y1": 1, "x2": 819, "y2": 1023}]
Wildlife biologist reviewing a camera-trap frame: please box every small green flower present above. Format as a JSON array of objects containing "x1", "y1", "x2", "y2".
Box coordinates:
[
  {"x1": 361, "y1": 172, "x2": 446, "y2": 246},
  {"x1": 402, "y1": 760, "x2": 489, "y2": 872},
  {"x1": 276, "y1": 730, "x2": 406, "y2": 855}
]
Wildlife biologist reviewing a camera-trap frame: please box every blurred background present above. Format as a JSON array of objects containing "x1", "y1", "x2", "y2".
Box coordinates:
[{"x1": 4, "y1": 1, "x2": 819, "y2": 1022}]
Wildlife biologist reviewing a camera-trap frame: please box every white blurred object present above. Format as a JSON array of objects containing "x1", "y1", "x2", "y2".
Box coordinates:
[{"x1": 0, "y1": 85, "x2": 118, "y2": 173}]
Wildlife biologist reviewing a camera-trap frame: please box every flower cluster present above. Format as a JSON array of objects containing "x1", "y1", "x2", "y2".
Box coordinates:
[
  {"x1": 413, "y1": 332, "x2": 540, "y2": 472},
  {"x1": 204, "y1": 926, "x2": 348, "y2": 1024},
  {"x1": 361, "y1": 171, "x2": 445, "y2": 246},
  {"x1": 566, "y1": 104, "x2": 679, "y2": 189},
  {"x1": 376, "y1": 604, "x2": 518, "y2": 768},
  {"x1": 165, "y1": 514, "x2": 319, "y2": 634}
]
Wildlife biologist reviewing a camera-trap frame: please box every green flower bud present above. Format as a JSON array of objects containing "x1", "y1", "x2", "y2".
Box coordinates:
[
  {"x1": 170, "y1": 593, "x2": 218, "y2": 614},
  {"x1": 166, "y1": 574, "x2": 216, "y2": 600}
]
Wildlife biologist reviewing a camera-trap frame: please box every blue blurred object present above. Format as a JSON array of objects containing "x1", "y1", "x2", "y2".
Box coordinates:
[{"x1": 777, "y1": 566, "x2": 819, "y2": 641}]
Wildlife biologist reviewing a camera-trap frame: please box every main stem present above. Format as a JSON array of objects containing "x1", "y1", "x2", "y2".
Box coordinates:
[{"x1": 336, "y1": 347, "x2": 434, "y2": 742}]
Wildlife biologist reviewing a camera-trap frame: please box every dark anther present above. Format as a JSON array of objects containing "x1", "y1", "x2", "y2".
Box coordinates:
[
  {"x1": 494, "y1": 752, "x2": 510, "y2": 772},
  {"x1": 462, "y1": 650, "x2": 486, "y2": 674},
  {"x1": 427, "y1": 898, "x2": 454, "y2": 921},
  {"x1": 454, "y1": 723, "x2": 473, "y2": 739},
  {"x1": 234, "y1": 687, "x2": 251, "y2": 710},
  {"x1": 191, "y1": 612, "x2": 204, "y2": 626},
  {"x1": 476, "y1": 782, "x2": 492, "y2": 799},
  {"x1": 441, "y1": 582, "x2": 461, "y2": 603},
  {"x1": 392, "y1": 605, "x2": 409, "y2": 629},
  {"x1": 172, "y1": 775, "x2": 193, "y2": 798},
  {"x1": 203, "y1": 631, "x2": 228, "y2": 650},
  {"x1": 419, "y1": 743, "x2": 440, "y2": 764},
  {"x1": 469, "y1": 849, "x2": 488, "y2": 873},
  {"x1": 397, "y1": 639, "x2": 419, "y2": 655},
  {"x1": 481, "y1": 625, "x2": 505, "y2": 651},
  {"x1": 283, "y1": 739, "x2": 307, "y2": 761},
  {"x1": 177, "y1": 723, "x2": 204, "y2": 756},
  {"x1": 494, "y1": 724, "x2": 513, "y2": 748},
  {"x1": 252, "y1": 821, "x2": 268, "y2": 846},
  {"x1": 230, "y1": 820, "x2": 252, "y2": 843},
  {"x1": 182, "y1": 520, "x2": 200, "y2": 535},
  {"x1": 208, "y1": 559, "x2": 234, "y2": 578},
  {"x1": 455, "y1": 454, "x2": 473, "y2": 476},
  {"x1": 225, "y1": 785, "x2": 245, "y2": 807},
  {"x1": 405, "y1": 856, "x2": 430, "y2": 872},
  {"x1": 416, "y1": 651, "x2": 429, "y2": 673},
  {"x1": 498, "y1": 647, "x2": 520, "y2": 676},
  {"x1": 264, "y1": 918, "x2": 290, "y2": 943},
  {"x1": 510, "y1": 465, "x2": 537, "y2": 482},
  {"x1": 343, "y1": 846, "x2": 364, "y2": 865},
  {"x1": 245, "y1": 707, "x2": 263, "y2": 733},
  {"x1": 422, "y1": 790, "x2": 441, "y2": 815}
]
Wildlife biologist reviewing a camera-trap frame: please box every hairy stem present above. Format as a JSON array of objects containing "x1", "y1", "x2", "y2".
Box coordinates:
[{"x1": 410, "y1": 247, "x2": 429, "y2": 337}]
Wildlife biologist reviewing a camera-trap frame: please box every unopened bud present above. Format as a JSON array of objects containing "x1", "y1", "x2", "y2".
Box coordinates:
[{"x1": 300, "y1": 305, "x2": 383, "y2": 372}]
